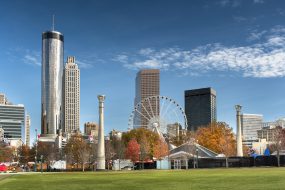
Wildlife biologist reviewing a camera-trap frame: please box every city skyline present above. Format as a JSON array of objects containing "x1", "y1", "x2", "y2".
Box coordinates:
[{"x1": 1, "y1": 0, "x2": 285, "y2": 143}]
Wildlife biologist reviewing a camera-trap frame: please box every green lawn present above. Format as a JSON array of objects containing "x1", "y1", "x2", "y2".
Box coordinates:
[{"x1": 1, "y1": 168, "x2": 285, "y2": 190}]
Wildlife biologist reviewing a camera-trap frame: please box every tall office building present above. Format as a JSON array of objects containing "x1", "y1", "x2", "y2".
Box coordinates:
[
  {"x1": 63, "y1": 56, "x2": 80, "y2": 134},
  {"x1": 25, "y1": 114, "x2": 30, "y2": 146},
  {"x1": 84, "y1": 122, "x2": 99, "y2": 136},
  {"x1": 134, "y1": 69, "x2": 160, "y2": 127},
  {"x1": 241, "y1": 114, "x2": 263, "y2": 142},
  {"x1": 0, "y1": 104, "x2": 25, "y2": 141},
  {"x1": 185, "y1": 87, "x2": 217, "y2": 131},
  {"x1": 0, "y1": 93, "x2": 7, "y2": 105},
  {"x1": 41, "y1": 30, "x2": 64, "y2": 137}
]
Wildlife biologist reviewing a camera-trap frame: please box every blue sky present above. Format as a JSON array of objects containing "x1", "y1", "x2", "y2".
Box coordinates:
[{"x1": 1, "y1": 0, "x2": 285, "y2": 143}]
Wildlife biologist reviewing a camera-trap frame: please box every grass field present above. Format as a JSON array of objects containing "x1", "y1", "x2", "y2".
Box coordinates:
[{"x1": 1, "y1": 168, "x2": 285, "y2": 190}]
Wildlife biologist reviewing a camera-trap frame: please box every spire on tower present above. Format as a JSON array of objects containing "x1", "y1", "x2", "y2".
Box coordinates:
[{"x1": 52, "y1": 15, "x2": 55, "y2": 31}]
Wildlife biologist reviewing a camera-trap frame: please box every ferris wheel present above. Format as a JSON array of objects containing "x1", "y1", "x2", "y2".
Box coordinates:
[{"x1": 128, "y1": 95, "x2": 188, "y2": 139}]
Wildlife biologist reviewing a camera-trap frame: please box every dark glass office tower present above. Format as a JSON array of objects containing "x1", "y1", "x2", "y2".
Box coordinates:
[{"x1": 185, "y1": 87, "x2": 216, "y2": 131}]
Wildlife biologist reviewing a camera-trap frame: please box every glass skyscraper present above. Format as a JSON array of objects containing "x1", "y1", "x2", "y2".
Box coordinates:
[
  {"x1": 185, "y1": 87, "x2": 217, "y2": 131},
  {"x1": 41, "y1": 30, "x2": 64, "y2": 137}
]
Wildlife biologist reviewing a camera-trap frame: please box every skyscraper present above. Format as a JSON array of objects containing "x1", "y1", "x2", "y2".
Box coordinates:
[
  {"x1": 0, "y1": 93, "x2": 7, "y2": 105},
  {"x1": 185, "y1": 87, "x2": 217, "y2": 131},
  {"x1": 134, "y1": 69, "x2": 160, "y2": 127},
  {"x1": 241, "y1": 113, "x2": 263, "y2": 147},
  {"x1": 25, "y1": 114, "x2": 30, "y2": 146},
  {"x1": 63, "y1": 56, "x2": 80, "y2": 134},
  {"x1": 0, "y1": 104, "x2": 25, "y2": 140},
  {"x1": 41, "y1": 30, "x2": 64, "y2": 137}
]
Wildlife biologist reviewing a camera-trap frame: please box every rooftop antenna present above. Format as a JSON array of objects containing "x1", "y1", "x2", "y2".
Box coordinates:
[{"x1": 52, "y1": 15, "x2": 55, "y2": 31}]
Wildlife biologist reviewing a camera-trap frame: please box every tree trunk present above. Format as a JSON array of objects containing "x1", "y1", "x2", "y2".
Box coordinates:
[
  {"x1": 225, "y1": 157, "x2": 228, "y2": 168},
  {"x1": 119, "y1": 159, "x2": 121, "y2": 171},
  {"x1": 277, "y1": 150, "x2": 280, "y2": 167},
  {"x1": 82, "y1": 163, "x2": 85, "y2": 172}
]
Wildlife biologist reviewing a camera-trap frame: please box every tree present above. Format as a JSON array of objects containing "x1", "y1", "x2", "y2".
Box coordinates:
[
  {"x1": 153, "y1": 139, "x2": 169, "y2": 169},
  {"x1": 219, "y1": 126, "x2": 236, "y2": 168},
  {"x1": 138, "y1": 134, "x2": 151, "y2": 169},
  {"x1": 196, "y1": 122, "x2": 236, "y2": 166},
  {"x1": 32, "y1": 141, "x2": 59, "y2": 171},
  {"x1": 111, "y1": 138, "x2": 125, "y2": 170},
  {"x1": 105, "y1": 140, "x2": 115, "y2": 170},
  {"x1": 17, "y1": 145, "x2": 31, "y2": 166},
  {"x1": 270, "y1": 126, "x2": 285, "y2": 167},
  {"x1": 125, "y1": 138, "x2": 140, "y2": 166},
  {"x1": 0, "y1": 143, "x2": 13, "y2": 162},
  {"x1": 64, "y1": 134, "x2": 91, "y2": 171},
  {"x1": 122, "y1": 127, "x2": 160, "y2": 159}
]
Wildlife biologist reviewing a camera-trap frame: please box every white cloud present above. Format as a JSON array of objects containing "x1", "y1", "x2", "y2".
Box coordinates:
[
  {"x1": 76, "y1": 60, "x2": 93, "y2": 69},
  {"x1": 218, "y1": 0, "x2": 241, "y2": 7},
  {"x1": 253, "y1": 0, "x2": 264, "y2": 4},
  {"x1": 233, "y1": 16, "x2": 247, "y2": 22},
  {"x1": 124, "y1": 59, "x2": 169, "y2": 70},
  {"x1": 139, "y1": 48, "x2": 154, "y2": 56},
  {"x1": 117, "y1": 26, "x2": 285, "y2": 78},
  {"x1": 23, "y1": 52, "x2": 41, "y2": 66},
  {"x1": 113, "y1": 54, "x2": 128, "y2": 63},
  {"x1": 247, "y1": 30, "x2": 267, "y2": 41}
]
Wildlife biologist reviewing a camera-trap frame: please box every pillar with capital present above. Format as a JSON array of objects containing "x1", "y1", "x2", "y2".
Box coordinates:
[
  {"x1": 235, "y1": 105, "x2": 243, "y2": 157},
  {"x1": 97, "y1": 95, "x2": 106, "y2": 170}
]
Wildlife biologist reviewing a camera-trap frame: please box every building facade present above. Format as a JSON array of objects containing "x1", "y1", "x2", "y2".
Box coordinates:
[
  {"x1": 63, "y1": 56, "x2": 80, "y2": 134},
  {"x1": 25, "y1": 114, "x2": 30, "y2": 146},
  {"x1": 84, "y1": 122, "x2": 99, "y2": 136},
  {"x1": 241, "y1": 114, "x2": 263, "y2": 148},
  {"x1": 184, "y1": 87, "x2": 217, "y2": 131},
  {"x1": 0, "y1": 93, "x2": 7, "y2": 105},
  {"x1": 134, "y1": 69, "x2": 160, "y2": 127},
  {"x1": 257, "y1": 126, "x2": 277, "y2": 142},
  {"x1": 262, "y1": 118, "x2": 285, "y2": 128},
  {"x1": 0, "y1": 104, "x2": 25, "y2": 140},
  {"x1": 41, "y1": 30, "x2": 64, "y2": 137},
  {"x1": 241, "y1": 114, "x2": 263, "y2": 141}
]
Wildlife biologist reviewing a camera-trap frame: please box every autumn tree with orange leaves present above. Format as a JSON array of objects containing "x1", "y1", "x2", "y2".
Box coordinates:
[
  {"x1": 196, "y1": 122, "x2": 236, "y2": 163},
  {"x1": 153, "y1": 139, "x2": 169, "y2": 169},
  {"x1": 125, "y1": 138, "x2": 140, "y2": 164}
]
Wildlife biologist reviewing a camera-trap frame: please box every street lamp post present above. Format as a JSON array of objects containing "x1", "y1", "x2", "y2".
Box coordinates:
[
  {"x1": 34, "y1": 156, "x2": 37, "y2": 172},
  {"x1": 196, "y1": 148, "x2": 199, "y2": 169},
  {"x1": 35, "y1": 129, "x2": 38, "y2": 172},
  {"x1": 138, "y1": 151, "x2": 141, "y2": 170},
  {"x1": 40, "y1": 155, "x2": 43, "y2": 173}
]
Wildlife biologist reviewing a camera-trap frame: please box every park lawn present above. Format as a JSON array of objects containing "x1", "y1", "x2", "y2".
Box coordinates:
[{"x1": 1, "y1": 168, "x2": 285, "y2": 190}]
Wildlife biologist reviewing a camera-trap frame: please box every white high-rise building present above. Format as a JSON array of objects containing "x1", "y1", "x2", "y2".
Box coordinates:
[
  {"x1": 241, "y1": 113, "x2": 263, "y2": 147},
  {"x1": 25, "y1": 114, "x2": 30, "y2": 146},
  {"x1": 63, "y1": 56, "x2": 80, "y2": 134}
]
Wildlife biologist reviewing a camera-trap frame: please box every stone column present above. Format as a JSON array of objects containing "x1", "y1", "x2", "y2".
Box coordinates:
[
  {"x1": 97, "y1": 95, "x2": 106, "y2": 170},
  {"x1": 235, "y1": 105, "x2": 243, "y2": 157}
]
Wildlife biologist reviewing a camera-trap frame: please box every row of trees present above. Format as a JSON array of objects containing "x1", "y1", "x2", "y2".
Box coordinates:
[{"x1": 3, "y1": 122, "x2": 285, "y2": 170}]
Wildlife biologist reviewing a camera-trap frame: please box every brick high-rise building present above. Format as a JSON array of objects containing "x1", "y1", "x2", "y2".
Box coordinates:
[
  {"x1": 63, "y1": 56, "x2": 80, "y2": 134},
  {"x1": 0, "y1": 93, "x2": 7, "y2": 105},
  {"x1": 84, "y1": 122, "x2": 99, "y2": 137},
  {"x1": 134, "y1": 69, "x2": 160, "y2": 127}
]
